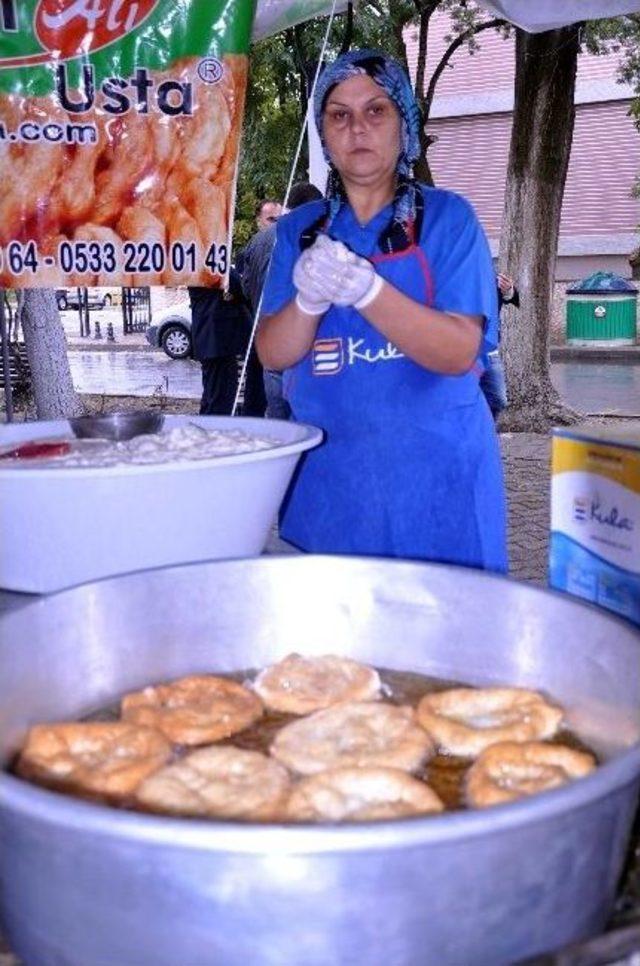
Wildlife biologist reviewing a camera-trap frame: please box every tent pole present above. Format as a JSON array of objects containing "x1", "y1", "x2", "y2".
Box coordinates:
[{"x1": 0, "y1": 289, "x2": 14, "y2": 423}]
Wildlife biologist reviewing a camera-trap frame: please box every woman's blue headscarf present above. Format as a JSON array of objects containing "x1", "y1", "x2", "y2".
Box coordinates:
[
  {"x1": 312, "y1": 49, "x2": 423, "y2": 253},
  {"x1": 314, "y1": 49, "x2": 421, "y2": 175}
]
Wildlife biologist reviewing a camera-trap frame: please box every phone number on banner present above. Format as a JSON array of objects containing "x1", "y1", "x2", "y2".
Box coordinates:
[{"x1": 0, "y1": 240, "x2": 229, "y2": 277}]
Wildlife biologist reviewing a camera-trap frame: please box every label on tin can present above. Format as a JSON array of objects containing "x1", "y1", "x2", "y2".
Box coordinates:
[{"x1": 550, "y1": 429, "x2": 640, "y2": 624}]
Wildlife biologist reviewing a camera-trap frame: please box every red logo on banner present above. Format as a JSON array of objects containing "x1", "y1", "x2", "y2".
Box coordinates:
[{"x1": 34, "y1": 0, "x2": 159, "y2": 60}]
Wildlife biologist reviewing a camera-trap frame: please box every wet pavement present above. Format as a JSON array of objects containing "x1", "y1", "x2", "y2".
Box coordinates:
[
  {"x1": 64, "y1": 346, "x2": 640, "y2": 416},
  {"x1": 552, "y1": 361, "x2": 640, "y2": 417},
  {"x1": 68, "y1": 349, "x2": 202, "y2": 399}
]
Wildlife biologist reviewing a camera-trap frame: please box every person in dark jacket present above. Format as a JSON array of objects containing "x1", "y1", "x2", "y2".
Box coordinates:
[
  {"x1": 239, "y1": 182, "x2": 324, "y2": 418},
  {"x1": 188, "y1": 268, "x2": 265, "y2": 416}
]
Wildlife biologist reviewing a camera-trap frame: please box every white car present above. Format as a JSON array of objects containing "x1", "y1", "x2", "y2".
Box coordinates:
[
  {"x1": 56, "y1": 287, "x2": 116, "y2": 311},
  {"x1": 145, "y1": 302, "x2": 192, "y2": 359}
]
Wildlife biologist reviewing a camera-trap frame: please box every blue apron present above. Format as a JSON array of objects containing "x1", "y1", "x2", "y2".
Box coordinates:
[{"x1": 278, "y1": 213, "x2": 508, "y2": 573}]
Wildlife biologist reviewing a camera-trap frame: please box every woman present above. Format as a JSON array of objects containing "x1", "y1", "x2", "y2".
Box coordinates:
[{"x1": 257, "y1": 50, "x2": 507, "y2": 572}]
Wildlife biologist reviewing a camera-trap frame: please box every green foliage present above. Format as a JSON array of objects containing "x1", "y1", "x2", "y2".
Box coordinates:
[
  {"x1": 232, "y1": 0, "x2": 512, "y2": 250},
  {"x1": 583, "y1": 16, "x2": 640, "y2": 128},
  {"x1": 440, "y1": 0, "x2": 510, "y2": 53},
  {"x1": 234, "y1": 0, "x2": 417, "y2": 250},
  {"x1": 233, "y1": 33, "x2": 303, "y2": 250}
]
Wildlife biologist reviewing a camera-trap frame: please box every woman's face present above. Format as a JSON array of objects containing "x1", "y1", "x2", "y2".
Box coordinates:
[{"x1": 322, "y1": 74, "x2": 401, "y2": 189}]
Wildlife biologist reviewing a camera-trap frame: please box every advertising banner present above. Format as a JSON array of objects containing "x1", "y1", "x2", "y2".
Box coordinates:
[{"x1": 0, "y1": 0, "x2": 256, "y2": 288}]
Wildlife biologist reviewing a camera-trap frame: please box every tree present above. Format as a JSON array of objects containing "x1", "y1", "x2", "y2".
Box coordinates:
[
  {"x1": 407, "y1": 1, "x2": 507, "y2": 182},
  {"x1": 21, "y1": 290, "x2": 82, "y2": 419},
  {"x1": 582, "y1": 13, "x2": 640, "y2": 95},
  {"x1": 498, "y1": 25, "x2": 583, "y2": 432},
  {"x1": 235, "y1": 1, "x2": 507, "y2": 241},
  {"x1": 498, "y1": 15, "x2": 640, "y2": 430}
]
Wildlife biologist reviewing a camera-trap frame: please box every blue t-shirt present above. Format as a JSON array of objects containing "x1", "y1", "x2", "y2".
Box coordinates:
[
  {"x1": 262, "y1": 186, "x2": 498, "y2": 358},
  {"x1": 259, "y1": 184, "x2": 507, "y2": 572}
]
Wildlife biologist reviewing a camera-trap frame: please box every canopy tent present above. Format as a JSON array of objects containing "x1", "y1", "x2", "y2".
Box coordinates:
[
  {"x1": 252, "y1": 0, "x2": 348, "y2": 41},
  {"x1": 480, "y1": 0, "x2": 640, "y2": 32},
  {"x1": 252, "y1": 0, "x2": 640, "y2": 40}
]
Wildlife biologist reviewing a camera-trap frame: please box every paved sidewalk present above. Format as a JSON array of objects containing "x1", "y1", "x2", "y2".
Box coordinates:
[
  {"x1": 267, "y1": 431, "x2": 557, "y2": 584},
  {"x1": 267, "y1": 421, "x2": 634, "y2": 588},
  {"x1": 501, "y1": 432, "x2": 552, "y2": 585}
]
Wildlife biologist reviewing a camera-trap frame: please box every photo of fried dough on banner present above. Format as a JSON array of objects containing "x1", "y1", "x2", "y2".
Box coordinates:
[{"x1": 0, "y1": 54, "x2": 247, "y2": 289}]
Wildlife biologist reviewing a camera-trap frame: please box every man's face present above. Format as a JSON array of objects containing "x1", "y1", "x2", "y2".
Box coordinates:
[{"x1": 257, "y1": 202, "x2": 282, "y2": 230}]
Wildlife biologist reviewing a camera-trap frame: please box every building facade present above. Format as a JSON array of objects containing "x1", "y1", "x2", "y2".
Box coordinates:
[{"x1": 405, "y1": 13, "x2": 640, "y2": 286}]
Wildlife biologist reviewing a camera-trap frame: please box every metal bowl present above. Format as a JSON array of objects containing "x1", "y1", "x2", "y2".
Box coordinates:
[
  {"x1": 0, "y1": 555, "x2": 639, "y2": 966},
  {"x1": 68, "y1": 410, "x2": 165, "y2": 441}
]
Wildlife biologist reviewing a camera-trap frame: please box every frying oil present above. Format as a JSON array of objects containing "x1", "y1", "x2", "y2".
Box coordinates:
[{"x1": 80, "y1": 667, "x2": 594, "y2": 813}]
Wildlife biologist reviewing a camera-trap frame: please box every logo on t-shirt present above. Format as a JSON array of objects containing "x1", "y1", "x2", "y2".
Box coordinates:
[
  {"x1": 312, "y1": 339, "x2": 344, "y2": 375},
  {"x1": 312, "y1": 336, "x2": 404, "y2": 376}
]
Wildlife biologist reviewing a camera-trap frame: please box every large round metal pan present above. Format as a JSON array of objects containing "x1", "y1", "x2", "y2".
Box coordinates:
[{"x1": 0, "y1": 556, "x2": 639, "y2": 965}]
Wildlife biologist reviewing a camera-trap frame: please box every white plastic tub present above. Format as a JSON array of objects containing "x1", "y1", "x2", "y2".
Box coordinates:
[{"x1": 0, "y1": 415, "x2": 322, "y2": 594}]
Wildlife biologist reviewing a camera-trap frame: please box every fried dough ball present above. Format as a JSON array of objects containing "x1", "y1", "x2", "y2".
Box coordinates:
[
  {"x1": 285, "y1": 767, "x2": 444, "y2": 822},
  {"x1": 416, "y1": 687, "x2": 563, "y2": 758},
  {"x1": 0, "y1": 95, "x2": 67, "y2": 247},
  {"x1": 71, "y1": 223, "x2": 132, "y2": 287},
  {"x1": 17, "y1": 721, "x2": 171, "y2": 800},
  {"x1": 49, "y1": 108, "x2": 107, "y2": 225},
  {"x1": 136, "y1": 745, "x2": 291, "y2": 821},
  {"x1": 91, "y1": 113, "x2": 155, "y2": 226},
  {"x1": 270, "y1": 701, "x2": 434, "y2": 776},
  {"x1": 174, "y1": 79, "x2": 231, "y2": 183},
  {"x1": 161, "y1": 197, "x2": 203, "y2": 286},
  {"x1": 253, "y1": 653, "x2": 381, "y2": 715},
  {"x1": 121, "y1": 675, "x2": 263, "y2": 746},
  {"x1": 466, "y1": 741, "x2": 596, "y2": 808},
  {"x1": 0, "y1": 55, "x2": 243, "y2": 287}
]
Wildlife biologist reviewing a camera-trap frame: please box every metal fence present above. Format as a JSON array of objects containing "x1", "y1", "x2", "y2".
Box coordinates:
[{"x1": 122, "y1": 287, "x2": 151, "y2": 335}]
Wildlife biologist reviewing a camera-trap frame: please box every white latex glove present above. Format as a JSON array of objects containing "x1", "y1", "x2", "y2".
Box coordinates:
[
  {"x1": 293, "y1": 237, "x2": 335, "y2": 316},
  {"x1": 294, "y1": 234, "x2": 383, "y2": 312},
  {"x1": 326, "y1": 248, "x2": 384, "y2": 309}
]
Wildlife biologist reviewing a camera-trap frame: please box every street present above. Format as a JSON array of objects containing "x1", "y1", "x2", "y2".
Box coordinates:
[
  {"x1": 552, "y1": 361, "x2": 640, "y2": 416},
  {"x1": 66, "y1": 347, "x2": 640, "y2": 416},
  {"x1": 67, "y1": 349, "x2": 202, "y2": 399}
]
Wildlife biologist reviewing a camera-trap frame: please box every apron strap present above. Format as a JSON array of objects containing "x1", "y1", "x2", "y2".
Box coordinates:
[
  {"x1": 299, "y1": 209, "x2": 329, "y2": 251},
  {"x1": 377, "y1": 184, "x2": 425, "y2": 254},
  {"x1": 298, "y1": 183, "x2": 426, "y2": 255}
]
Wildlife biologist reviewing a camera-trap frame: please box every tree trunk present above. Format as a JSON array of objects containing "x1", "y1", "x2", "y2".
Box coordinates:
[
  {"x1": 21, "y1": 289, "x2": 83, "y2": 418},
  {"x1": 412, "y1": 3, "x2": 433, "y2": 185},
  {"x1": 499, "y1": 25, "x2": 582, "y2": 432}
]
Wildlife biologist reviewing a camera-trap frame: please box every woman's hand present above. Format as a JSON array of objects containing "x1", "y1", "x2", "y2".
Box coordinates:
[
  {"x1": 259, "y1": 234, "x2": 483, "y2": 375},
  {"x1": 292, "y1": 243, "x2": 333, "y2": 316},
  {"x1": 299, "y1": 237, "x2": 482, "y2": 375},
  {"x1": 294, "y1": 235, "x2": 383, "y2": 310}
]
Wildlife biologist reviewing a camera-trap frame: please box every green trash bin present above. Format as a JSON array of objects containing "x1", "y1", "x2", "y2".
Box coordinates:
[{"x1": 566, "y1": 271, "x2": 637, "y2": 345}]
